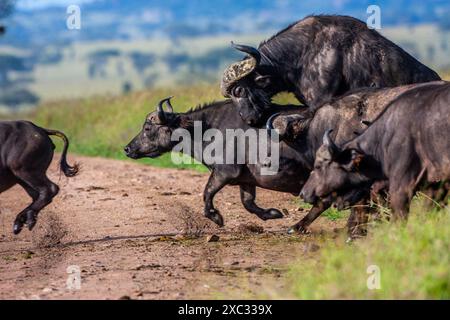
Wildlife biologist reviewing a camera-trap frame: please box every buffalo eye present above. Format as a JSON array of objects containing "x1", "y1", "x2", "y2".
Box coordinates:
[{"x1": 232, "y1": 86, "x2": 245, "y2": 98}]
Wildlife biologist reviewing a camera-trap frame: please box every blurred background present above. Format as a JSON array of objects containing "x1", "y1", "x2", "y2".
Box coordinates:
[{"x1": 0, "y1": 0, "x2": 449, "y2": 112}]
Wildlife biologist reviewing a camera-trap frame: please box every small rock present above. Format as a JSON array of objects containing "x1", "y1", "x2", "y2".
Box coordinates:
[
  {"x1": 282, "y1": 208, "x2": 290, "y2": 216},
  {"x1": 206, "y1": 234, "x2": 220, "y2": 243},
  {"x1": 42, "y1": 287, "x2": 53, "y2": 294},
  {"x1": 119, "y1": 295, "x2": 131, "y2": 300}
]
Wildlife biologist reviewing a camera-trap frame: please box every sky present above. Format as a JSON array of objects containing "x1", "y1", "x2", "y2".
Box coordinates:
[{"x1": 17, "y1": 0, "x2": 98, "y2": 10}]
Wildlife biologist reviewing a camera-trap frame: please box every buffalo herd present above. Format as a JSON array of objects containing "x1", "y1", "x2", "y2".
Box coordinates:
[{"x1": 2, "y1": 15, "x2": 449, "y2": 239}]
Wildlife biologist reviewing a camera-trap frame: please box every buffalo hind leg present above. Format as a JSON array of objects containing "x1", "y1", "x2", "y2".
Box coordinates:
[
  {"x1": 288, "y1": 201, "x2": 330, "y2": 234},
  {"x1": 240, "y1": 185, "x2": 283, "y2": 221},
  {"x1": 203, "y1": 171, "x2": 229, "y2": 227},
  {"x1": 347, "y1": 205, "x2": 370, "y2": 240},
  {"x1": 13, "y1": 174, "x2": 59, "y2": 235}
]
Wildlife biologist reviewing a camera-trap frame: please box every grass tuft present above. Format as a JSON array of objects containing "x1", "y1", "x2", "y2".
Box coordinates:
[{"x1": 286, "y1": 202, "x2": 450, "y2": 299}]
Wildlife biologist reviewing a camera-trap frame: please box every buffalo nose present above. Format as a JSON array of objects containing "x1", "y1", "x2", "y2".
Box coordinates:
[
  {"x1": 299, "y1": 191, "x2": 305, "y2": 199},
  {"x1": 124, "y1": 146, "x2": 130, "y2": 155}
]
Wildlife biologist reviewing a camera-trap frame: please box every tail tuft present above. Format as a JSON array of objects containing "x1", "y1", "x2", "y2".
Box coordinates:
[{"x1": 44, "y1": 128, "x2": 79, "y2": 178}]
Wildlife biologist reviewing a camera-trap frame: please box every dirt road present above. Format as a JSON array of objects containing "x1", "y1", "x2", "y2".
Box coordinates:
[{"x1": 0, "y1": 155, "x2": 344, "y2": 299}]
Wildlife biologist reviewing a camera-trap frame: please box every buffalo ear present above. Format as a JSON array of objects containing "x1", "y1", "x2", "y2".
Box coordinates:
[
  {"x1": 255, "y1": 75, "x2": 272, "y2": 88},
  {"x1": 341, "y1": 149, "x2": 364, "y2": 171}
]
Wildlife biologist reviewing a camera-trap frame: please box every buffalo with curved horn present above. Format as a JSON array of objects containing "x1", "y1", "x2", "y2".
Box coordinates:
[{"x1": 221, "y1": 15, "x2": 441, "y2": 126}]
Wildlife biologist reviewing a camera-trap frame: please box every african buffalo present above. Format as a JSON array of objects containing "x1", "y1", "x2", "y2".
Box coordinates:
[
  {"x1": 124, "y1": 97, "x2": 329, "y2": 229},
  {"x1": 0, "y1": 121, "x2": 79, "y2": 234},
  {"x1": 301, "y1": 81, "x2": 450, "y2": 220},
  {"x1": 266, "y1": 82, "x2": 446, "y2": 235},
  {"x1": 221, "y1": 15, "x2": 441, "y2": 125}
]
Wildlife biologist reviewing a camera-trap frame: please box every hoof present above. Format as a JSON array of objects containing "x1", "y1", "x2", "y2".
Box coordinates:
[
  {"x1": 206, "y1": 209, "x2": 224, "y2": 227},
  {"x1": 13, "y1": 222, "x2": 23, "y2": 235},
  {"x1": 260, "y1": 209, "x2": 283, "y2": 221},
  {"x1": 26, "y1": 212, "x2": 37, "y2": 231},
  {"x1": 288, "y1": 223, "x2": 310, "y2": 235}
]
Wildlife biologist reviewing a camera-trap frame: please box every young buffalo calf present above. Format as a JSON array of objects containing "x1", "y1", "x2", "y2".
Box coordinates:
[
  {"x1": 0, "y1": 121, "x2": 79, "y2": 234},
  {"x1": 301, "y1": 82, "x2": 450, "y2": 220}
]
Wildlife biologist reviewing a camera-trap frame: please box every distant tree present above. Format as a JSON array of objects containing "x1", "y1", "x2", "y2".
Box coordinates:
[
  {"x1": 0, "y1": 88, "x2": 40, "y2": 109},
  {"x1": 122, "y1": 81, "x2": 132, "y2": 95}
]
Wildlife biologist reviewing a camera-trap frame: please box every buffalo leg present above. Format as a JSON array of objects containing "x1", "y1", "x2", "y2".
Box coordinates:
[
  {"x1": 203, "y1": 171, "x2": 229, "y2": 227},
  {"x1": 389, "y1": 173, "x2": 417, "y2": 221},
  {"x1": 347, "y1": 205, "x2": 370, "y2": 239},
  {"x1": 389, "y1": 189, "x2": 411, "y2": 221},
  {"x1": 239, "y1": 185, "x2": 283, "y2": 221},
  {"x1": 288, "y1": 201, "x2": 330, "y2": 234},
  {"x1": 12, "y1": 173, "x2": 59, "y2": 235}
]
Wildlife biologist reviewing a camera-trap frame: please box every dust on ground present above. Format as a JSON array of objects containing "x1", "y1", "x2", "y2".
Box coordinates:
[{"x1": 0, "y1": 155, "x2": 345, "y2": 300}]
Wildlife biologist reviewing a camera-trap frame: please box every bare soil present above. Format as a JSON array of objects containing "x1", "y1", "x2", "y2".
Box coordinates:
[{"x1": 0, "y1": 155, "x2": 344, "y2": 300}]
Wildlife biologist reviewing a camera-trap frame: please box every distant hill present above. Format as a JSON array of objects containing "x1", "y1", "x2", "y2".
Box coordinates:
[
  {"x1": 2, "y1": 0, "x2": 450, "y2": 47},
  {"x1": 0, "y1": 0, "x2": 449, "y2": 110}
]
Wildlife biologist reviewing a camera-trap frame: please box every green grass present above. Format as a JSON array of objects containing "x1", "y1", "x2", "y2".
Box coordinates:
[
  {"x1": 17, "y1": 85, "x2": 297, "y2": 171},
  {"x1": 287, "y1": 201, "x2": 450, "y2": 299},
  {"x1": 291, "y1": 198, "x2": 349, "y2": 221},
  {"x1": 26, "y1": 85, "x2": 224, "y2": 170}
]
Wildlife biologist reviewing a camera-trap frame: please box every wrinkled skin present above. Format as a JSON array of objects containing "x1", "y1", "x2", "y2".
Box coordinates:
[
  {"x1": 301, "y1": 82, "x2": 450, "y2": 220},
  {"x1": 225, "y1": 15, "x2": 440, "y2": 125},
  {"x1": 126, "y1": 98, "x2": 326, "y2": 231},
  {"x1": 0, "y1": 121, "x2": 78, "y2": 234},
  {"x1": 269, "y1": 84, "x2": 438, "y2": 236},
  {"x1": 230, "y1": 75, "x2": 285, "y2": 126}
]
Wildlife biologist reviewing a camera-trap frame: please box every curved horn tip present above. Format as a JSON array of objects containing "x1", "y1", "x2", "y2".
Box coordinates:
[
  {"x1": 266, "y1": 113, "x2": 280, "y2": 131},
  {"x1": 322, "y1": 130, "x2": 334, "y2": 146},
  {"x1": 164, "y1": 96, "x2": 175, "y2": 113}
]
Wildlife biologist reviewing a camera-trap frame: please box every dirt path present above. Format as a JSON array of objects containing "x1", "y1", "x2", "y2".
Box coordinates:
[{"x1": 0, "y1": 155, "x2": 344, "y2": 300}]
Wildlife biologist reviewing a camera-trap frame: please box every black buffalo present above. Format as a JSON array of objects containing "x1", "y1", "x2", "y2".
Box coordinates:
[
  {"x1": 0, "y1": 121, "x2": 79, "y2": 234},
  {"x1": 301, "y1": 81, "x2": 450, "y2": 220},
  {"x1": 267, "y1": 82, "x2": 445, "y2": 235},
  {"x1": 124, "y1": 97, "x2": 330, "y2": 229},
  {"x1": 221, "y1": 15, "x2": 441, "y2": 125}
]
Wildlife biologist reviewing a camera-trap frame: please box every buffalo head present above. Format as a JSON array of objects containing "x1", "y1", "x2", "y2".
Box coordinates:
[
  {"x1": 266, "y1": 111, "x2": 312, "y2": 142},
  {"x1": 124, "y1": 97, "x2": 185, "y2": 159},
  {"x1": 221, "y1": 42, "x2": 282, "y2": 126},
  {"x1": 300, "y1": 130, "x2": 369, "y2": 205}
]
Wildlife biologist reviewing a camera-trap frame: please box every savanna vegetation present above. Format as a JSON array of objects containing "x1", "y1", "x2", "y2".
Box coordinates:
[
  {"x1": 287, "y1": 199, "x2": 450, "y2": 299},
  {"x1": 10, "y1": 71, "x2": 450, "y2": 300}
]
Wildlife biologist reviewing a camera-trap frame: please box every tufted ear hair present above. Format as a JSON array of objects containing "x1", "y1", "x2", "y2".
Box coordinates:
[{"x1": 339, "y1": 149, "x2": 365, "y2": 171}]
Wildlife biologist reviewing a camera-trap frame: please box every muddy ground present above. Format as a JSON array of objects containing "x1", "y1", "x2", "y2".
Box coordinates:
[{"x1": 0, "y1": 155, "x2": 344, "y2": 300}]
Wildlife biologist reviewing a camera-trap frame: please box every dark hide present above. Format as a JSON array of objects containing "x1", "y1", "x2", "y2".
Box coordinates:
[
  {"x1": 125, "y1": 98, "x2": 329, "y2": 231},
  {"x1": 301, "y1": 81, "x2": 450, "y2": 220},
  {"x1": 224, "y1": 15, "x2": 441, "y2": 125},
  {"x1": 0, "y1": 121, "x2": 79, "y2": 234},
  {"x1": 269, "y1": 82, "x2": 446, "y2": 236}
]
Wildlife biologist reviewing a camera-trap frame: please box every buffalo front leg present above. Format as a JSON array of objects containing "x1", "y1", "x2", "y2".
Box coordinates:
[
  {"x1": 240, "y1": 185, "x2": 283, "y2": 221},
  {"x1": 203, "y1": 171, "x2": 229, "y2": 227},
  {"x1": 288, "y1": 200, "x2": 331, "y2": 234},
  {"x1": 13, "y1": 174, "x2": 59, "y2": 235}
]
